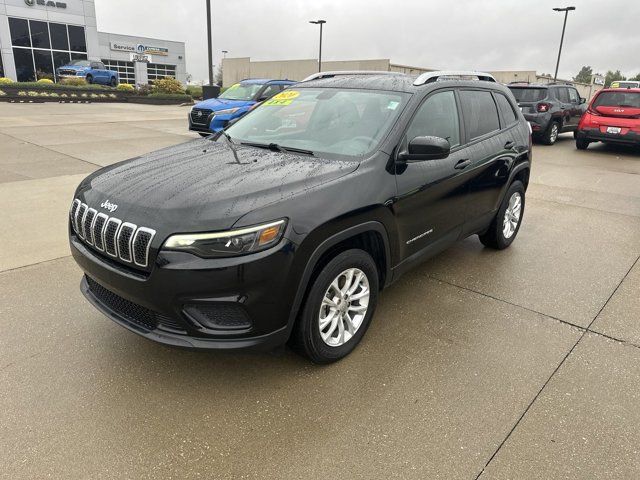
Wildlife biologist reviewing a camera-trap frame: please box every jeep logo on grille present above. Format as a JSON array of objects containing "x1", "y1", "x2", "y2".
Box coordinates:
[{"x1": 101, "y1": 200, "x2": 118, "y2": 213}]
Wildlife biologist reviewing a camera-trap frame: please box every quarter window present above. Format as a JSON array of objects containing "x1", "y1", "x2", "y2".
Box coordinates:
[
  {"x1": 406, "y1": 91, "x2": 461, "y2": 147},
  {"x1": 459, "y1": 90, "x2": 500, "y2": 140},
  {"x1": 495, "y1": 93, "x2": 517, "y2": 126}
]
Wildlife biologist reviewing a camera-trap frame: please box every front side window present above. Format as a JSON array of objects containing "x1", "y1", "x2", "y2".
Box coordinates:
[
  {"x1": 459, "y1": 90, "x2": 500, "y2": 140},
  {"x1": 557, "y1": 87, "x2": 570, "y2": 103},
  {"x1": 406, "y1": 90, "x2": 460, "y2": 147},
  {"x1": 219, "y1": 83, "x2": 264, "y2": 101},
  {"x1": 226, "y1": 88, "x2": 409, "y2": 157},
  {"x1": 258, "y1": 84, "x2": 281, "y2": 100},
  {"x1": 568, "y1": 88, "x2": 579, "y2": 103},
  {"x1": 495, "y1": 93, "x2": 517, "y2": 126}
]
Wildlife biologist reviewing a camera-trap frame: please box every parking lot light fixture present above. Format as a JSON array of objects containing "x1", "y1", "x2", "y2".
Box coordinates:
[
  {"x1": 309, "y1": 20, "x2": 327, "y2": 73},
  {"x1": 552, "y1": 6, "x2": 576, "y2": 82}
]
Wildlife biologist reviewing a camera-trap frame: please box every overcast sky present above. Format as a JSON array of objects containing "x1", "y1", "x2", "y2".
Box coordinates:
[{"x1": 95, "y1": 0, "x2": 640, "y2": 83}]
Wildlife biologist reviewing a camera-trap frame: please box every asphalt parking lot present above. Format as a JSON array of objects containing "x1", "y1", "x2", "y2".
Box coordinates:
[{"x1": 1, "y1": 102, "x2": 639, "y2": 479}]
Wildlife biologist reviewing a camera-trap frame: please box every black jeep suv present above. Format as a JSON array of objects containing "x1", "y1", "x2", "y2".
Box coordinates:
[
  {"x1": 69, "y1": 71, "x2": 532, "y2": 363},
  {"x1": 508, "y1": 83, "x2": 586, "y2": 145}
]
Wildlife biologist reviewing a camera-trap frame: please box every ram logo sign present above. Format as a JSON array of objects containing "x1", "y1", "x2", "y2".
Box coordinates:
[{"x1": 24, "y1": 0, "x2": 67, "y2": 8}]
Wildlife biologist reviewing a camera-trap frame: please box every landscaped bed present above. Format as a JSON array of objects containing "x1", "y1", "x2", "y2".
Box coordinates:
[{"x1": 0, "y1": 78, "x2": 193, "y2": 105}]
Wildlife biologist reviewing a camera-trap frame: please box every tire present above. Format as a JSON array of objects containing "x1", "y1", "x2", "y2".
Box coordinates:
[
  {"x1": 541, "y1": 121, "x2": 560, "y2": 145},
  {"x1": 198, "y1": 133, "x2": 210, "y2": 137},
  {"x1": 291, "y1": 249, "x2": 379, "y2": 363},
  {"x1": 86, "y1": 75, "x2": 93, "y2": 84},
  {"x1": 479, "y1": 181, "x2": 525, "y2": 250},
  {"x1": 576, "y1": 138, "x2": 590, "y2": 150},
  {"x1": 110, "y1": 77, "x2": 117, "y2": 87}
]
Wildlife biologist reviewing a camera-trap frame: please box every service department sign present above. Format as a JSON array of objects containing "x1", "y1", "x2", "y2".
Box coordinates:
[
  {"x1": 110, "y1": 42, "x2": 167, "y2": 56},
  {"x1": 24, "y1": 0, "x2": 67, "y2": 8}
]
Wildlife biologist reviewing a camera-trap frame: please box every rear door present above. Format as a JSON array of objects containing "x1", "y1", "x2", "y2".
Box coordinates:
[
  {"x1": 566, "y1": 87, "x2": 583, "y2": 128},
  {"x1": 459, "y1": 89, "x2": 515, "y2": 230},
  {"x1": 393, "y1": 89, "x2": 473, "y2": 259}
]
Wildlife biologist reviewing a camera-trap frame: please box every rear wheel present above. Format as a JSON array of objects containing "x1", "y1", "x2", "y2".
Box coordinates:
[
  {"x1": 576, "y1": 137, "x2": 590, "y2": 150},
  {"x1": 291, "y1": 249, "x2": 379, "y2": 363},
  {"x1": 541, "y1": 121, "x2": 560, "y2": 145},
  {"x1": 479, "y1": 181, "x2": 525, "y2": 250}
]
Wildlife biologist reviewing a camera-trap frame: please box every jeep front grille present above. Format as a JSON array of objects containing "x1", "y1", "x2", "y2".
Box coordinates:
[{"x1": 70, "y1": 199, "x2": 156, "y2": 268}]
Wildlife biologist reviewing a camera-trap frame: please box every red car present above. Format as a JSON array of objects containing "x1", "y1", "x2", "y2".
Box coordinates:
[{"x1": 575, "y1": 88, "x2": 640, "y2": 150}]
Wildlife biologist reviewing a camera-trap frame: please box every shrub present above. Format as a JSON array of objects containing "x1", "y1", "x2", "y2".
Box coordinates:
[
  {"x1": 116, "y1": 83, "x2": 135, "y2": 92},
  {"x1": 0, "y1": 90, "x2": 5, "y2": 96},
  {"x1": 185, "y1": 85, "x2": 203, "y2": 99},
  {"x1": 153, "y1": 77, "x2": 185, "y2": 95},
  {"x1": 136, "y1": 83, "x2": 155, "y2": 96},
  {"x1": 37, "y1": 78, "x2": 54, "y2": 84},
  {"x1": 0, "y1": 77, "x2": 14, "y2": 85},
  {"x1": 60, "y1": 77, "x2": 87, "y2": 87}
]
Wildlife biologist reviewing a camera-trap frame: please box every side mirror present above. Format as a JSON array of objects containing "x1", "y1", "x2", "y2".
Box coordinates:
[
  {"x1": 399, "y1": 136, "x2": 451, "y2": 162},
  {"x1": 580, "y1": 97, "x2": 586, "y2": 104}
]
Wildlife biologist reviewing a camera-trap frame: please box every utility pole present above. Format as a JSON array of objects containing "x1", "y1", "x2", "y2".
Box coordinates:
[
  {"x1": 553, "y1": 6, "x2": 576, "y2": 82},
  {"x1": 206, "y1": 0, "x2": 214, "y2": 86}
]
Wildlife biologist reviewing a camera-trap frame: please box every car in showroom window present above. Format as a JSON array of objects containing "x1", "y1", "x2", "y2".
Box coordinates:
[{"x1": 69, "y1": 71, "x2": 532, "y2": 363}]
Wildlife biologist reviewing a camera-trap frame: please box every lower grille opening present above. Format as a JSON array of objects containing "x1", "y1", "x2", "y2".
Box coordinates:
[
  {"x1": 86, "y1": 276, "x2": 186, "y2": 334},
  {"x1": 183, "y1": 304, "x2": 252, "y2": 331}
]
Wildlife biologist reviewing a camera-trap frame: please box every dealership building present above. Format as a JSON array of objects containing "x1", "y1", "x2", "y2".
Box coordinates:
[{"x1": 0, "y1": 0, "x2": 186, "y2": 84}]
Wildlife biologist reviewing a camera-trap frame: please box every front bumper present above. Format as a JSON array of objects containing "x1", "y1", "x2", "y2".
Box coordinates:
[
  {"x1": 71, "y1": 234, "x2": 300, "y2": 350},
  {"x1": 577, "y1": 128, "x2": 640, "y2": 146}
]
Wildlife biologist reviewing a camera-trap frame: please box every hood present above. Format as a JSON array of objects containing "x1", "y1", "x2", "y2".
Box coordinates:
[
  {"x1": 195, "y1": 98, "x2": 254, "y2": 111},
  {"x1": 78, "y1": 138, "x2": 359, "y2": 234},
  {"x1": 59, "y1": 65, "x2": 88, "y2": 72}
]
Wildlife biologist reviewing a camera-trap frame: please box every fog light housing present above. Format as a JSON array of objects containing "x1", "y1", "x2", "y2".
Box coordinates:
[{"x1": 184, "y1": 304, "x2": 252, "y2": 331}]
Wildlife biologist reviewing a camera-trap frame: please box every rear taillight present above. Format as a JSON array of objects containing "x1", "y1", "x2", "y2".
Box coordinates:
[
  {"x1": 587, "y1": 107, "x2": 600, "y2": 116},
  {"x1": 537, "y1": 102, "x2": 551, "y2": 113}
]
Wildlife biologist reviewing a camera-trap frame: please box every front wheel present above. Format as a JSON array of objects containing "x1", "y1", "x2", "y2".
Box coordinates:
[
  {"x1": 479, "y1": 181, "x2": 525, "y2": 250},
  {"x1": 291, "y1": 249, "x2": 379, "y2": 363},
  {"x1": 86, "y1": 75, "x2": 93, "y2": 84},
  {"x1": 110, "y1": 77, "x2": 117, "y2": 87}
]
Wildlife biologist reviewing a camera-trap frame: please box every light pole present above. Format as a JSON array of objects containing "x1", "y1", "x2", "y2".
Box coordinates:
[
  {"x1": 309, "y1": 20, "x2": 326, "y2": 72},
  {"x1": 206, "y1": 0, "x2": 214, "y2": 86},
  {"x1": 552, "y1": 6, "x2": 575, "y2": 82},
  {"x1": 222, "y1": 50, "x2": 228, "y2": 59}
]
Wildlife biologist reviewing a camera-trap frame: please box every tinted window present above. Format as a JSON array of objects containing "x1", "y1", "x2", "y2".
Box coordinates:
[
  {"x1": 49, "y1": 23, "x2": 69, "y2": 51},
  {"x1": 0, "y1": 52, "x2": 4, "y2": 77},
  {"x1": 33, "y1": 49, "x2": 54, "y2": 80},
  {"x1": 593, "y1": 92, "x2": 640, "y2": 108},
  {"x1": 9, "y1": 18, "x2": 31, "y2": 47},
  {"x1": 508, "y1": 87, "x2": 547, "y2": 103},
  {"x1": 406, "y1": 91, "x2": 460, "y2": 147},
  {"x1": 70, "y1": 52, "x2": 88, "y2": 61},
  {"x1": 495, "y1": 93, "x2": 517, "y2": 126},
  {"x1": 13, "y1": 48, "x2": 35, "y2": 82},
  {"x1": 557, "y1": 87, "x2": 570, "y2": 103},
  {"x1": 52, "y1": 51, "x2": 71, "y2": 78},
  {"x1": 460, "y1": 90, "x2": 500, "y2": 140},
  {"x1": 68, "y1": 25, "x2": 86, "y2": 52},
  {"x1": 29, "y1": 20, "x2": 50, "y2": 49},
  {"x1": 568, "y1": 88, "x2": 579, "y2": 103}
]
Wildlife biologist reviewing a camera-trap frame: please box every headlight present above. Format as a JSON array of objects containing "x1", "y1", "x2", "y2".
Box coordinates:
[
  {"x1": 163, "y1": 219, "x2": 287, "y2": 258},
  {"x1": 214, "y1": 107, "x2": 240, "y2": 116}
]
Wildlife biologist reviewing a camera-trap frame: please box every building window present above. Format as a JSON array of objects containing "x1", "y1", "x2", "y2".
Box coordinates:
[
  {"x1": 102, "y1": 60, "x2": 135, "y2": 84},
  {"x1": 0, "y1": 53, "x2": 4, "y2": 78},
  {"x1": 8, "y1": 17, "x2": 87, "y2": 82},
  {"x1": 147, "y1": 63, "x2": 177, "y2": 83}
]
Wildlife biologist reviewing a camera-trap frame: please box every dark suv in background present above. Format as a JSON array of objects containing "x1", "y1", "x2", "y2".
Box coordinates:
[
  {"x1": 69, "y1": 71, "x2": 532, "y2": 363},
  {"x1": 508, "y1": 83, "x2": 586, "y2": 145}
]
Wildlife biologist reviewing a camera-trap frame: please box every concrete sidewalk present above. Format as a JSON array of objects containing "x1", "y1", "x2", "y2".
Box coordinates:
[{"x1": 1, "y1": 103, "x2": 639, "y2": 479}]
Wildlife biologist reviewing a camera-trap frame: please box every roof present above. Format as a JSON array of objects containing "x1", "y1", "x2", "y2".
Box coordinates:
[
  {"x1": 239, "y1": 78, "x2": 295, "y2": 84},
  {"x1": 298, "y1": 74, "x2": 419, "y2": 93}
]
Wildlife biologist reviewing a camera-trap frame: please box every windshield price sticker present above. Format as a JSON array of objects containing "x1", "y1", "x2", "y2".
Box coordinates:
[
  {"x1": 264, "y1": 90, "x2": 300, "y2": 106},
  {"x1": 228, "y1": 84, "x2": 240, "y2": 90}
]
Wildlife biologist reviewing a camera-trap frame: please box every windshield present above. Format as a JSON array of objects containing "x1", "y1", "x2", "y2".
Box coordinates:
[
  {"x1": 593, "y1": 91, "x2": 640, "y2": 108},
  {"x1": 224, "y1": 88, "x2": 409, "y2": 157},
  {"x1": 219, "y1": 83, "x2": 264, "y2": 101},
  {"x1": 508, "y1": 87, "x2": 547, "y2": 103},
  {"x1": 68, "y1": 60, "x2": 90, "y2": 67}
]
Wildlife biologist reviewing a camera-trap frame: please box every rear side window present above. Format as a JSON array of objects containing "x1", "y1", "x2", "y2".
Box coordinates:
[
  {"x1": 495, "y1": 93, "x2": 517, "y2": 126},
  {"x1": 406, "y1": 91, "x2": 461, "y2": 147},
  {"x1": 459, "y1": 90, "x2": 500, "y2": 140},
  {"x1": 508, "y1": 87, "x2": 547, "y2": 103}
]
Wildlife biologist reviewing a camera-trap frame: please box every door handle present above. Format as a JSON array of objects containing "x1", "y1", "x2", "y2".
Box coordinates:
[
  {"x1": 504, "y1": 141, "x2": 515, "y2": 150},
  {"x1": 454, "y1": 159, "x2": 471, "y2": 170}
]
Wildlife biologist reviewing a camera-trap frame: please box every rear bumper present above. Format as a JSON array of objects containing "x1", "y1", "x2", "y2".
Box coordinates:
[
  {"x1": 577, "y1": 128, "x2": 640, "y2": 146},
  {"x1": 523, "y1": 112, "x2": 552, "y2": 133}
]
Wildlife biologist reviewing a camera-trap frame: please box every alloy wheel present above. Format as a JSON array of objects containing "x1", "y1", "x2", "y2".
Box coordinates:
[
  {"x1": 318, "y1": 268, "x2": 370, "y2": 347},
  {"x1": 503, "y1": 192, "x2": 522, "y2": 239}
]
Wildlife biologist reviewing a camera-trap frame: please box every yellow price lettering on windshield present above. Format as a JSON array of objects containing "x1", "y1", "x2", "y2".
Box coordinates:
[
  {"x1": 263, "y1": 90, "x2": 300, "y2": 106},
  {"x1": 228, "y1": 83, "x2": 240, "y2": 90}
]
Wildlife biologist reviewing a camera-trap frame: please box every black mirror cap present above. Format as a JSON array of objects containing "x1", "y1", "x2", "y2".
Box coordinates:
[
  {"x1": 580, "y1": 97, "x2": 587, "y2": 104},
  {"x1": 400, "y1": 136, "x2": 451, "y2": 162}
]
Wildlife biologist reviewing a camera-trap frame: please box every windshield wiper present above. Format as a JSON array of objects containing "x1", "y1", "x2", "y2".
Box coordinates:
[
  {"x1": 240, "y1": 141, "x2": 314, "y2": 156},
  {"x1": 216, "y1": 131, "x2": 241, "y2": 164}
]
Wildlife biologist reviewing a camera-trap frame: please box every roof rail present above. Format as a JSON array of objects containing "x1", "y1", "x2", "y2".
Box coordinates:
[
  {"x1": 413, "y1": 70, "x2": 496, "y2": 86},
  {"x1": 301, "y1": 70, "x2": 404, "y2": 82}
]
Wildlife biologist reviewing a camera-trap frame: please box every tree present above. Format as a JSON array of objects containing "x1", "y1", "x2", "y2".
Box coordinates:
[
  {"x1": 214, "y1": 65, "x2": 223, "y2": 86},
  {"x1": 573, "y1": 66, "x2": 593, "y2": 84},
  {"x1": 604, "y1": 70, "x2": 626, "y2": 87},
  {"x1": 631, "y1": 73, "x2": 640, "y2": 81}
]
